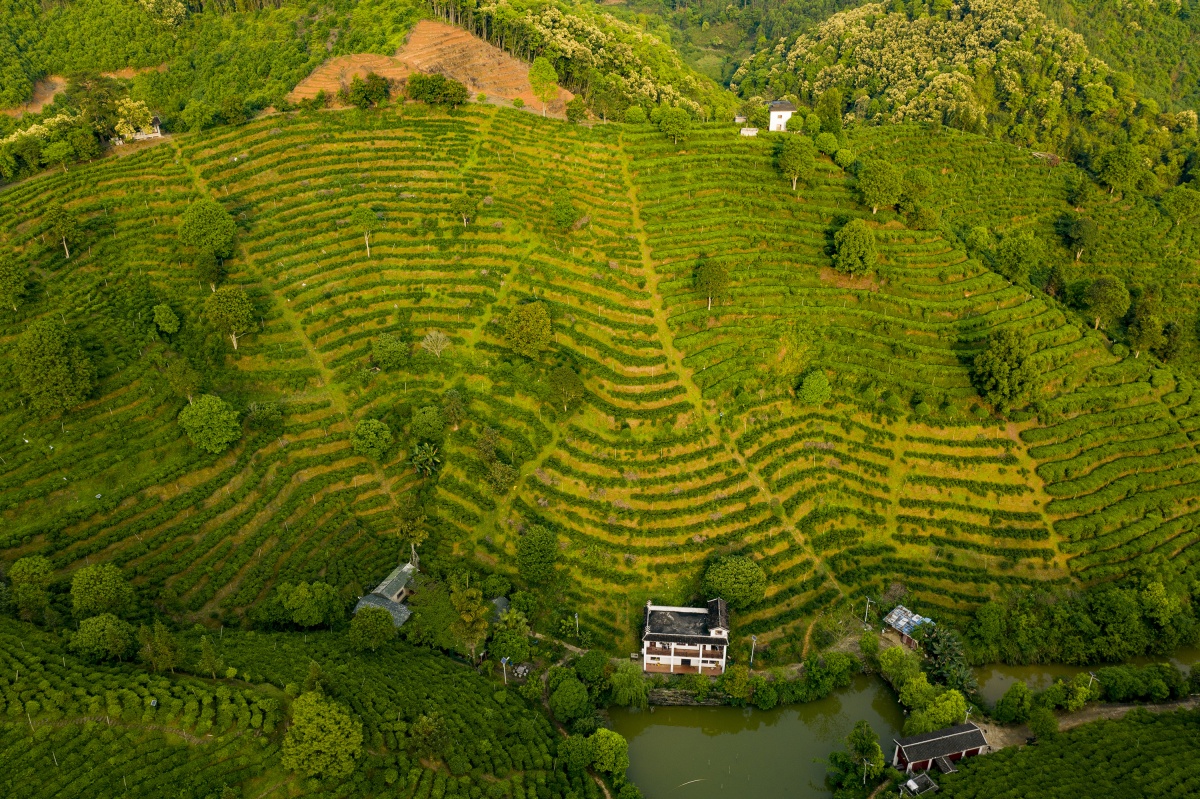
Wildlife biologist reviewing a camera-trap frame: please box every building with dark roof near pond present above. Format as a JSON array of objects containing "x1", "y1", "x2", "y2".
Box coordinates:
[
  {"x1": 892, "y1": 722, "x2": 989, "y2": 774},
  {"x1": 641, "y1": 598, "x2": 728, "y2": 675},
  {"x1": 353, "y1": 562, "x2": 416, "y2": 627}
]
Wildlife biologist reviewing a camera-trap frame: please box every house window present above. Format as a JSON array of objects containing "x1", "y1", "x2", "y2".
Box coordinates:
[{"x1": 681, "y1": 659, "x2": 691, "y2": 667}]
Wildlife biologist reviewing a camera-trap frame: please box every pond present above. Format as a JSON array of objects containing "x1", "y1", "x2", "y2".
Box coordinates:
[
  {"x1": 608, "y1": 674, "x2": 904, "y2": 799},
  {"x1": 972, "y1": 646, "x2": 1200, "y2": 705}
]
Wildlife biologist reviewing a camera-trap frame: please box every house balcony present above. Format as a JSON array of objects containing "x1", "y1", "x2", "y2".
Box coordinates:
[
  {"x1": 645, "y1": 645, "x2": 672, "y2": 657},
  {"x1": 643, "y1": 662, "x2": 702, "y2": 674},
  {"x1": 674, "y1": 648, "x2": 701, "y2": 658},
  {"x1": 643, "y1": 661, "x2": 723, "y2": 675}
]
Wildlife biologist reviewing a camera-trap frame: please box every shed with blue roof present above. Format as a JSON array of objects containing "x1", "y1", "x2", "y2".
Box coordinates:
[{"x1": 884, "y1": 605, "x2": 934, "y2": 649}]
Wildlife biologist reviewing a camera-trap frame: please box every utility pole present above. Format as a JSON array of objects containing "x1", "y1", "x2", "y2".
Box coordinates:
[
  {"x1": 501, "y1": 657, "x2": 509, "y2": 685},
  {"x1": 575, "y1": 613, "x2": 579, "y2": 638},
  {"x1": 863, "y1": 597, "x2": 873, "y2": 625},
  {"x1": 750, "y1": 635, "x2": 757, "y2": 666}
]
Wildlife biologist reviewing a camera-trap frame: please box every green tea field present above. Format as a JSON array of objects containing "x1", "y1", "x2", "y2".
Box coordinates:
[{"x1": 3, "y1": 105, "x2": 1199, "y2": 654}]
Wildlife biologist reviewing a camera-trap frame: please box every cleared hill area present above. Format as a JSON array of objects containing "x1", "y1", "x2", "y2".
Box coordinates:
[
  {"x1": 287, "y1": 20, "x2": 575, "y2": 115},
  {"x1": 2, "y1": 105, "x2": 1199, "y2": 654}
]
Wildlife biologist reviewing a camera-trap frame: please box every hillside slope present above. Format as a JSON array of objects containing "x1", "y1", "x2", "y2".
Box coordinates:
[{"x1": 2, "y1": 106, "x2": 1198, "y2": 656}]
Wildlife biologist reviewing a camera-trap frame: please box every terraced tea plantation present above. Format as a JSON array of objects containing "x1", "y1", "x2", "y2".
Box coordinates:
[{"x1": 3, "y1": 104, "x2": 1199, "y2": 653}]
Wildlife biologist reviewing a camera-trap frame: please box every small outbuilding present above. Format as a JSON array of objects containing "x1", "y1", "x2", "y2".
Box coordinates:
[
  {"x1": 734, "y1": 115, "x2": 747, "y2": 123},
  {"x1": 353, "y1": 562, "x2": 417, "y2": 628},
  {"x1": 768, "y1": 100, "x2": 796, "y2": 132},
  {"x1": 892, "y1": 723, "x2": 988, "y2": 774},
  {"x1": 739, "y1": 127, "x2": 759, "y2": 137},
  {"x1": 900, "y1": 772, "x2": 940, "y2": 796},
  {"x1": 884, "y1": 605, "x2": 934, "y2": 649}
]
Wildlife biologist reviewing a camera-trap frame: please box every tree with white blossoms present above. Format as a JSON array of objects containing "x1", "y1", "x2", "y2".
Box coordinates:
[
  {"x1": 114, "y1": 98, "x2": 154, "y2": 139},
  {"x1": 137, "y1": 0, "x2": 186, "y2": 26},
  {"x1": 422, "y1": 330, "x2": 450, "y2": 359}
]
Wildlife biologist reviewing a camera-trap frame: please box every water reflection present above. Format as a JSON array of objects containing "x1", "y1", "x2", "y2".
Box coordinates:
[
  {"x1": 972, "y1": 646, "x2": 1200, "y2": 705},
  {"x1": 609, "y1": 675, "x2": 904, "y2": 799},
  {"x1": 611, "y1": 649, "x2": 1200, "y2": 799}
]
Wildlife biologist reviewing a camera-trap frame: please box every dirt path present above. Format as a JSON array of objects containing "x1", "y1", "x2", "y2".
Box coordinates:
[
  {"x1": 3, "y1": 65, "x2": 167, "y2": 117},
  {"x1": 615, "y1": 130, "x2": 836, "y2": 619},
  {"x1": 975, "y1": 696, "x2": 1200, "y2": 751}
]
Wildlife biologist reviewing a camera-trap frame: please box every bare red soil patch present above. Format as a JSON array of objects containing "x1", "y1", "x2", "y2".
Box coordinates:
[
  {"x1": 3, "y1": 65, "x2": 167, "y2": 118},
  {"x1": 286, "y1": 53, "x2": 413, "y2": 103},
  {"x1": 819, "y1": 266, "x2": 879, "y2": 291},
  {"x1": 288, "y1": 19, "x2": 574, "y2": 115}
]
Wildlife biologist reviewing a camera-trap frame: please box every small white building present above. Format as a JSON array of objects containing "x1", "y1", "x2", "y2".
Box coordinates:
[
  {"x1": 641, "y1": 598, "x2": 729, "y2": 675},
  {"x1": 768, "y1": 100, "x2": 796, "y2": 132},
  {"x1": 739, "y1": 127, "x2": 758, "y2": 137}
]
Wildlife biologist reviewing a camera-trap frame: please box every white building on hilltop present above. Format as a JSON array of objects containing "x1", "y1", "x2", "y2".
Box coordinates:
[
  {"x1": 641, "y1": 598, "x2": 729, "y2": 675},
  {"x1": 768, "y1": 100, "x2": 796, "y2": 132}
]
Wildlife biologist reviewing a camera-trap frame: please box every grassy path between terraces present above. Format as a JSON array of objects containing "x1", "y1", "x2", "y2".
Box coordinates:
[
  {"x1": 170, "y1": 140, "x2": 402, "y2": 511},
  {"x1": 616, "y1": 133, "x2": 839, "y2": 604}
]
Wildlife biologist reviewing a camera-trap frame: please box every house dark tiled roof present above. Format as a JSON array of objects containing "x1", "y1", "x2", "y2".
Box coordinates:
[
  {"x1": 769, "y1": 100, "x2": 797, "y2": 112},
  {"x1": 374, "y1": 563, "x2": 415, "y2": 602},
  {"x1": 645, "y1": 607, "x2": 708, "y2": 637},
  {"x1": 895, "y1": 723, "x2": 987, "y2": 763},
  {"x1": 354, "y1": 593, "x2": 411, "y2": 627},
  {"x1": 707, "y1": 598, "x2": 729, "y2": 631},
  {"x1": 643, "y1": 601, "x2": 730, "y2": 644}
]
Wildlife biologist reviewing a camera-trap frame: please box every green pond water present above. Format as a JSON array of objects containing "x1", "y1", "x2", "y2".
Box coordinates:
[
  {"x1": 608, "y1": 675, "x2": 904, "y2": 799},
  {"x1": 610, "y1": 649, "x2": 1200, "y2": 799},
  {"x1": 972, "y1": 646, "x2": 1200, "y2": 704}
]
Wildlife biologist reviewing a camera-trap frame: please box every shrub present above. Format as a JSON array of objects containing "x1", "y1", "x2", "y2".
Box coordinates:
[
  {"x1": 178, "y1": 395, "x2": 241, "y2": 454},
  {"x1": 281, "y1": 692, "x2": 363, "y2": 779},
  {"x1": 972, "y1": 329, "x2": 1039, "y2": 412},
  {"x1": 349, "y1": 606, "x2": 397, "y2": 652},
  {"x1": 70, "y1": 614, "x2": 135, "y2": 661},
  {"x1": 549, "y1": 677, "x2": 590, "y2": 722},
  {"x1": 352, "y1": 419, "x2": 393, "y2": 460},
  {"x1": 14, "y1": 318, "x2": 95, "y2": 416},
  {"x1": 179, "y1": 197, "x2": 237, "y2": 258},
  {"x1": 71, "y1": 563, "x2": 134, "y2": 619},
  {"x1": 407, "y1": 73, "x2": 468, "y2": 107},
  {"x1": 703, "y1": 556, "x2": 766, "y2": 608},
  {"x1": 518, "y1": 525, "x2": 557, "y2": 585},
  {"x1": 832, "y1": 219, "x2": 877, "y2": 275},
  {"x1": 815, "y1": 132, "x2": 838, "y2": 154},
  {"x1": 797, "y1": 370, "x2": 831, "y2": 405}
]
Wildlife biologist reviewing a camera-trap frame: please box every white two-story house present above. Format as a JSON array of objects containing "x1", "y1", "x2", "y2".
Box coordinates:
[
  {"x1": 641, "y1": 598, "x2": 729, "y2": 675},
  {"x1": 768, "y1": 100, "x2": 796, "y2": 132}
]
